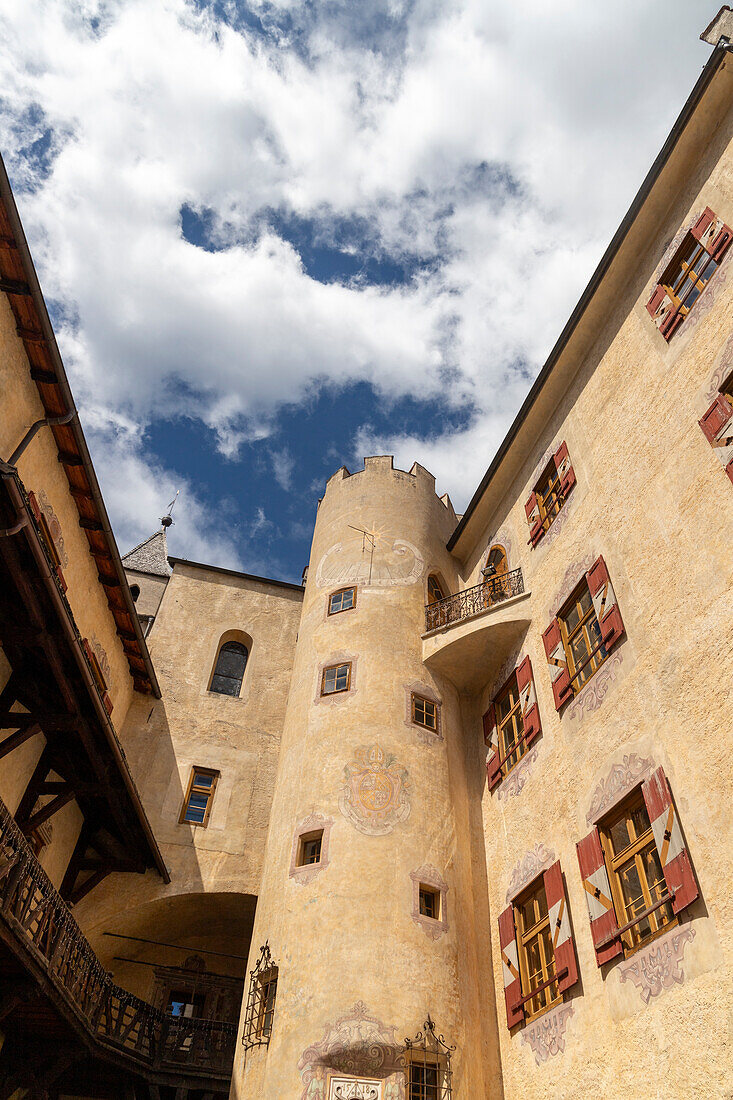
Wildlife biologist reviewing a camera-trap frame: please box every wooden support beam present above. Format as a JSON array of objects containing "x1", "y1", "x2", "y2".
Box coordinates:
[
  {"x1": 116, "y1": 628, "x2": 137, "y2": 642},
  {"x1": 0, "y1": 277, "x2": 31, "y2": 295},
  {"x1": 97, "y1": 574, "x2": 120, "y2": 588},
  {"x1": 29, "y1": 367, "x2": 58, "y2": 384},
  {"x1": 57, "y1": 451, "x2": 84, "y2": 467},
  {"x1": 78, "y1": 517, "x2": 103, "y2": 531},
  {"x1": 69, "y1": 866, "x2": 110, "y2": 906},
  {"x1": 24, "y1": 788, "x2": 76, "y2": 831},
  {"x1": 0, "y1": 722, "x2": 42, "y2": 760},
  {"x1": 69, "y1": 486, "x2": 93, "y2": 502},
  {"x1": 0, "y1": 673, "x2": 18, "y2": 712},
  {"x1": 14, "y1": 746, "x2": 52, "y2": 827},
  {"x1": 15, "y1": 325, "x2": 45, "y2": 344},
  {"x1": 0, "y1": 711, "x2": 78, "y2": 731}
]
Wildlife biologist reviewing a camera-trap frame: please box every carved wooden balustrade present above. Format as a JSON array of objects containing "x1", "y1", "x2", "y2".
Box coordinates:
[
  {"x1": 425, "y1": 567, "x2": 525, "y2": 632},
  {"x1": 0, "y1": 796, "x2": 236, "y2": 1079}
]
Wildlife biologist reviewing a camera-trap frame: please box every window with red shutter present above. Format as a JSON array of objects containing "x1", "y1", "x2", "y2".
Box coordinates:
[
  {"x1": 484, "y1": 658, "x2": 542, "y2": 790},
  {"x1": 500, "y1": 866, "x2": 579, "y2": 1030},
  {"x1": 542, "y1": 617, "x2": 572, "y2": 711},
  {"x1": 578, "y1": 771, "x2": 697, "y2": 965},
  {"x1": 585, "y1": 556, "x2": 624, "y2": 651},
  {"x1": 699, "y1": 370, "x2": 733, "y2": 484},
  {"x1": 524, "y1": 441, "x2": 576, "y2": 547},
  {"x1": 647, "y1": 206, "x2": 732, "y2": 341}
]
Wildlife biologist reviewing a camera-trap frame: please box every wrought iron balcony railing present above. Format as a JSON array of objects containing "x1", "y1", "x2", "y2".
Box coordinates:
[
  {"x1": 425, "y1": 568, "x2": 525, "y2": 632},
  {"x1": 0, "y1": 796, "x2": 236, "y2": 1079}
]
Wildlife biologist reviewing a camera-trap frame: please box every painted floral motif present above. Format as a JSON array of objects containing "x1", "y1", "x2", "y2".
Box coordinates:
[
  {"x1": 496, "y1": 745, "x2": 539, "y2": 802},
  {"x1": 550, "y1": 553, "x2": 597, "y2": 619},
  {"x1": 704, "y1": 328, "x2": 733, "y2": 402},
  {"x1": 617, "y1": 925, "x2": 695, "y2": 1004},
  {"x1": 586, "y1": 753, "x2": 654, "y2": 825},
  {"x1": 339, "y1": 745, "x2": 410, "y2": 836},
  {"x1": 506, "y1": 843, "x2": 556, "y2": 904},
  {"x1": 38, "y1": 490, "x2": 69, "y2": 567},
  {"x1": 566, "y1": 653, "x2": 623, "y2": 723},
  {"x1": 298, "y1": 1002, "x2": 405, "y2": 1100},
  {"x1": 520, "y1": 1003, "x2": 574, "y2": 1066}
]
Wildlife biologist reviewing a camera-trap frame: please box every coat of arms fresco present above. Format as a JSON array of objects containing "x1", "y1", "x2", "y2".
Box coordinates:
[{"x1": 339, "y1": 744, "x2": 411, "y2": 836}]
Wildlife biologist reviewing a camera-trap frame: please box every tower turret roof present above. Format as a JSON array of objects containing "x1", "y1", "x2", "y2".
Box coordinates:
[{"x1": 121, "y1": 528, "x2": 172, "y2": 577}]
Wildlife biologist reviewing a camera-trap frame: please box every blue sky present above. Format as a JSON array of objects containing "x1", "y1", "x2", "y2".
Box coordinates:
[{"x1": 0, "y1": 0, "x2": 715, "y2": 582}]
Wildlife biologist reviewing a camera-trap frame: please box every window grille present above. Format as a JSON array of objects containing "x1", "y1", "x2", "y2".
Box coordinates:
[
  {"x1": 403, "y1": 1016, "x2": 454, "y2": 1100},
  {"x1": 242, "y1": 942, "x2": 278, "y2": 1052}
]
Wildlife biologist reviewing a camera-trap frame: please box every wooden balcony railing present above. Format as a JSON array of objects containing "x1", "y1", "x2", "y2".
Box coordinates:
[
  {"x1": 0, "y1": 796, "x2": 236, "y2": 1080},
  {"x1": 425, "y1": 568, "x2": 525, "y2": 632}
]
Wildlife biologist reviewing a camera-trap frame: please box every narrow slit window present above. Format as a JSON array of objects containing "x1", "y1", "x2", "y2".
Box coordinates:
[
  {"x1": 599, "y1": 791, "x2": 677, "y2": 955},
  {"x1": 419, "y1": 885, "x2": 440, "y2": 921},
  {"x1": 412, "y1": 693, "x2": 438, "y2": 731},
  {"x1": 321, "y1": 662, "x2": 351, "y2": 695},
  {"x1": 210, "y1": 640, "x2": 248, "y2": 697},
  {"x1": 297, "y1": 830, "x2": 323, "y2": 867},
  {"x1": 180, "y1": 767, "x2": 219, "y2": 827},
  {"x1": 515, "y1": 878, "x2": 561, "y2": 1022},
  {"x1": 328, "y1": 587, "x2": 356, "y2": 615},
  {"x1": 559, "y1": 582, "x2": 608, "y2": 693}
]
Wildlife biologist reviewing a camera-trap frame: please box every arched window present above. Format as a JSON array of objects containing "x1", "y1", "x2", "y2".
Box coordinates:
[
  {"x1": 210, "y1": 640, "x2": 248, "y2": 697},
  {"x1": 427, "y1": 575, "x2": 446, "y2": 604},
  {"x1": 484, "y1": 545, "x2": 508, "y2": 577},
  {"x1": 130, "y1": 584, "x2": 140, "y2": 603}
]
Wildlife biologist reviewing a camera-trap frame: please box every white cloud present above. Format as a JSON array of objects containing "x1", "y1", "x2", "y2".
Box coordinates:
[{"x1": 0, "y1": 0, "x2": 716, "y2": 540}]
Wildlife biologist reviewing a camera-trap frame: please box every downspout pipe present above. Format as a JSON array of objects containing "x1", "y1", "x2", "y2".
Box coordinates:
[{"x1": 7, "y1": 409, "x2": 77, "y2": 467}]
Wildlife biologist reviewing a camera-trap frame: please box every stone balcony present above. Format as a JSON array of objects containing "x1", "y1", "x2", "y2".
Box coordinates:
[{"x1": 422, "y1": 569, "x2": 531, "y2": 693}]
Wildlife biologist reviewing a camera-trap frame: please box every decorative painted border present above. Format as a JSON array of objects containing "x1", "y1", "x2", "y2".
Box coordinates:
[
  {"x1": 409, "y1": 865, "x2": 449, "y2": 940},
  {"x1": 496, "y1": 744, "x2": 540, "y2": 802},
  {"x1": 313, "y1": 652, "x2": 360, "y2": 707},
  {"x1": 702, "y1": 327, "x2": 733, "y2": 404},
  {"x1": 289, "y1": 813, "x2": 334, "y2": 886},
  {"x1": 520, "y1": 1003, "x2": 575, "y2": 1066},
  {"x1": 37, "y1": 489, "x2": 69, "y2": 567},
  {"x1": 617, "y1": 924, "x2": 696, "y2": 1005},
  {"x1": 566, "y1": 653, "x2": 623, "y2": 724},
  {"x1": 586, "y1": 753, "x2": 655, "y2": 825},
  {"x1": 297, "y1": 1001, "x2": 405, "y2": 1099},
  {"x1": 339, "y1": 744, "x2": 411, "y2": 836},
  {"x1": 505, "y1": 843, "x2": 556, "y2": 904},
  {"x1": 403, "y1": 682, "x2": 443, "y2": 742}
]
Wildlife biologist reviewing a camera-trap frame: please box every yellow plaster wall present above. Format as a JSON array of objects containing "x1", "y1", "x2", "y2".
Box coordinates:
[{"x1": 443, "y1": 87, "x2": 733, "y2": 1100}]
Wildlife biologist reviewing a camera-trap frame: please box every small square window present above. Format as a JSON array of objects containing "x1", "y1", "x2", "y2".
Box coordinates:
[
  {"x1": 297, "y1": 830, "x2": 323, "y2": 867},
  {"x1": 419, "y1": 885, "x2": 440, "y2": 921},
  {"x1": 412, "y1": 693, "x2": 438, "y2": 731},
  {"x1": 321, "y1": 662, "x2": 351, "y2": 695},
  {"x1": 179, "y1": 767, "x2": 219, "y2": 827},
  {"x1": 328, "y1": 587, "x2": 356, "y2": 615}
]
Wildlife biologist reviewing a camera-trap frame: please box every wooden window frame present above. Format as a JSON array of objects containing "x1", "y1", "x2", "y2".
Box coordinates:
[
  {"x1": 254, "y1": 969, "x2": 278, "y2": 1040},
  {"x1": 405, "y1": 1053, "x2": 447, "y2": 1100},
  {"x1": 513, "y1": 877, "x2": 562, "y2": 1023},
  {"x1": 493, "y1": 672, "x2": 527, "y2": 779},
  {"x1": 179, "y1": 766, "x2": 220, "y2": 827},
  {"x1": 558, "y1": 580, "x2": 608, "y2": 695},
  {"x1": 296, "y1": 829, "x2": 324, "y2": 868},
  {"x1": 328, "y1": 587, "x2": 357, "y2": 616},
  {"x1": 598, "y1": 789, "x2": 678, "y2": 957},
  {"x1": 418, "y1": 884, "x2": 440, "y2": 921},
  {"x1": 661, "y1": 233, "x2": 719, "y2": 321},
  {"x1": 411, "y1": 693, "x2": 438, "y2": 731},
  {"x1": 534, "y1": 458, "x2": 566, "y2": 535},
  {"x1": 320, "y1": 662, "x2": 352, "y2": 696},
  {"x1": 427, "y1": 574, "x2": 446, "y2": 604}
]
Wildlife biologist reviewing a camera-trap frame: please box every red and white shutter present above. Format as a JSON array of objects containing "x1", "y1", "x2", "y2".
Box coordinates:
[
  {"x1": 646, "y1": 284, "x2": 678, "y2": 340},
  {"x1": 542, "y1": 618, "x2": 572, "y2": 711},
  {"x1": 516, "y1": 656, "x2": 541, "y2": 747},
  {"x1": 524, "y1": 491, "x2": 544, "y2": 547},
  {"x1": 586, "y1": 556, "x2": 624, "y2": 650},
  {"x1": 691, "y1": 206, "x2": 716, "y2": 243},
  {"x1": 699, "y1": 393, "x2": 733, "y2": 484},
  {"x1": 27, "y1": 491, "x2": 67, "y2": 592},
  {"x1": 553, "y1": 441, "x2": 576, "y2": 497},
  {"x1": 576, "y1": 829, "x2": 622, "y2": 966},
  {"x1": 543, "y1": 861, "x2": 578, "y2": 993},
  {"x1": 692, "y1": 206, "x2": 733, "y2": 262},
  {"x1": 645, "y1": 283, "x2": 666, "y2": 318},
  {"x1": 641, "y1": 766, "x2": 698, "y2": 915},
  {"x1": 483, "y1": 704, "x2": 502, "y2": 791},
  {"x1": 498, "y1": 905, "x2": 524, "y2": 1029}
]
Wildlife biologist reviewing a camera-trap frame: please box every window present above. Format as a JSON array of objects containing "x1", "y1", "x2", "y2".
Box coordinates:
[
  {"x1": 483, "y1": 545, "x2": 507, "y2": 577},
  {"x1": 166, "y1": 989, "x2": 205, "y2": 1019},
  {"x1": 559, "y1": 581, "x2": 607, "y2": 693},
  {"x1": 484, "y1": 656, "x2": 541, "y2": 791},
  {"x1": 403, "y1": 1020, "x2": 453, "y2": 1100},
  {"x1": 328, "y1": 587, "x2": 356, "y2": 615},
  {"x1": 514, "y1": 878, "x2": 561, "y2": 1022},
  {"x1": 699, "y1": 367, "x2": 733, "y2": 484},
  {"x1": 525, "y1": 442, "x2": 576, "y2": 546},
  {"x1": 210, "y1": 640, "x2": 248, "y2": 697},
  {"x1": 179, "y1": 767, "x2": 219, "y2": 827},
  {"x1": 576, "y1": 766, "x2": 698, "y2": 967},
  {"x1": 412, "y1": 693, "x2": 438, "y2": 731},
  {"x1": 647, "y1": 207, "x2": 732, "y2": 340},
  {"x1": 242, "y1": 944, "x2": 278, "y2": 1050},
  {"x1": 599, "y1": 791, "x2": 677, "y2": 955},
  {"x1": 419, "y1": 885, "x2": 440, "y2": 921},
  {"x1": 321, "y1": 662, "x2": 351, "y2": 695},
  {"x1": 297, "y1": 830, "x2": 323, "y2": 867},
  {"x1": 130, "y1": 583, "x2": 140, "y2": 603},
  {"x1": 408, "y1": 1061, "x2": 441, "y2": 1100},
  {"x1": 427, "y1": 575, "x2": 445, "y2": 604},
  {"x1": 498, "y1": 861, "x2": 578, "y2": 1030}
]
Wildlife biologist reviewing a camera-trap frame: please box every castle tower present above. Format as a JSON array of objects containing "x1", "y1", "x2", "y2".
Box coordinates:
[{"x1": 232, "y1": 457, "x2": 501, "y2": 1099}]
